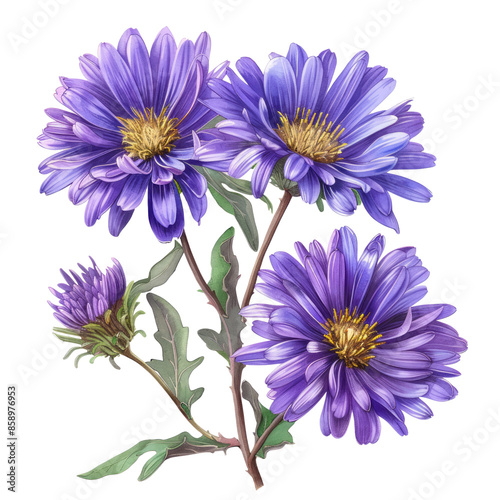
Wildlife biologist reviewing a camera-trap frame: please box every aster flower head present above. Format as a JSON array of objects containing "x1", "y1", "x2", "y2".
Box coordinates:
[
  {"x1": 39, "y1": 27, "x2": 228, "y2": 242},
  {"x1": 235, "y1": 228, "x2": 467, "y2": 444},
  {"x1": 49, "y1": 258, "x2": 142, "y2": 366},
  {"x1": 196, "y1": 44, "x2": 436, "y2": 232}
]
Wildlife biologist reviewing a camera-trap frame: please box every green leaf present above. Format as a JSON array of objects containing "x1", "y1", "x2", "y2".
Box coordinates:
[
  {"x1": 352, "y1": 189, "x2": 362, "y2": 206},
  {"x1": 53, "y1": 333, "x2": 83, "y2": 345},
  {"x1": 197, "y1": 331, "x2": 231, "y2": 362},
  {"x1": 207, "y1": 227, "x2": 234, "y2": 311},
  {"x1": 194, "y1": 166, "x2": 273, "y2": 251},
  {"x1": 241, "y1": 380, "x2": 262, "y2": 425},
  {"x1": 146, "y1": 294, "x2": 204, "y2": 415},
  {"x1": 215, "y1": 173, "x2": 273, "y2": 213},
  {"x1": 256, "y1": 405, "x2": 294, "y2": 459},
  {"x1": 78, "y1": 433, "x2": 228, "y2": 482},
  {"x1": 207, "y1": 185, "x2": 235, "y2": 215},
  {"x1": 242, "y1": 381, "x2": 294, "y2": 459},
  {"x1": 130, "y1": 241, "x2": 183, "y2": 300},
  {"x1": 198, "y1": 228, "x2": 244, "y2": 361}
]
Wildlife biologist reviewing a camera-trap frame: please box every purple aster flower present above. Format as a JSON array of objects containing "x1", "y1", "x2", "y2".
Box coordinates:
[
  {"x1": 196, "y1": 45, "x2": 435, "y2": 232},
  {"x1": 49, "y1": 258, "x2": 141, "y2": 364},
  {"x1": 50, "y1": 257, "x2": 126, "y2": 329},
  {"x1": 39, "y1": 27, "x2": 228, "y2": 242},
  {"x1": 235, "y1": 228, "x2": 467, "y2": 444}
]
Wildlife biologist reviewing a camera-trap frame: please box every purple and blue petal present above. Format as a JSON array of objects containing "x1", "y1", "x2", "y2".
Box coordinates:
[
  {"x1": 39, "y1": 26, "x2": 225, "y2": 241},
  {"x1": 234, "y1": 228, "x2": 466, "y2": 444}
]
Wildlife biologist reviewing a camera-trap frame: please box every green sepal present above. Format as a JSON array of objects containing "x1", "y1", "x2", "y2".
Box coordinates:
[
  {"x1": 74, "y1": 352, "x2": 92, "y2": 368},
  {"x1": 352, "y1": 189, "x2": 362, "y2": 205},
  {"x1": 198, "y1": 115, "x2": 225, "y2": 130},
  {"x1": 316, "y1": 194, "x2": 325, "y2": 212},
  {"x1": 53, "y1": 332, "x2": 83, "y2": 345},
  {"x1": 53, "y1": 327, "x2": 81, "y2": 337},
  {"x1": 62, "y1": 346, "x2": 83, "y2": 360},
  {"x1": 133, "y1": 310, "x2": 145, "y2": 321},
  {"x1": 121, "y1": 281, "x2": 136, "y2": 318}
]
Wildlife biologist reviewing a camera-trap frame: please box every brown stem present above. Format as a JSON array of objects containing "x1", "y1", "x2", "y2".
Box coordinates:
[
  {"x1": 238, "y1": 190, "x2": 292, "y2": 489},
  {"x1": 248, "y1": 412, "x2": 285, "y2": 464},
  {"x1": 180, "y1": 230, "x2": 263, "y2": 488},
  {"x1": 180, "y1": 231, "x2": 226, "y2": 317},
  {"x1": 123, "y1": 348, "x2": 217, "y2": 441},
  {"x1": 231, "y1": 356, "x2": 265, "y2": 489},
  {"x1": 247, "y1": 459, "x2": 264, "y2": 489},
  {"x1": 230, "y1": 358, "x2": 250, "y2": 453},
  {"x1": 241, "y1": 190, "x2": 293, "y2": 309},
  {"x1": 180, "y1": 189, "x2": 292, "y2": 489}
]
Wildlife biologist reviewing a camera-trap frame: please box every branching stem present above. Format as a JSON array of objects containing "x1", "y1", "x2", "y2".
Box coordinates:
[
  {"x1": 248, "y1": 412, "x2": 285, "y2": 463},
  {"x1": 180, "y1": 230, "x2": 263, "y2": 488},
  {"x1": 123, "y1": 348, "x2": 217, "y2": 441},
  {"x1": 180, "y1": 189, "x2": 293, "y2": 490},
  {"x1": 242, "y1": 190, "x2": 293, "y2": 308}
]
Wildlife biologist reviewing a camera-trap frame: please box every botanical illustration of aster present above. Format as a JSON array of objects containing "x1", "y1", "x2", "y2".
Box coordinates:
[
  {"x1": 235, "y1": 227, "x2": 467, "y2": 443},
  {"x1": 38, "y1": 26, "x2": 466, "y2": 492},
  {"x1": 38, "y1": 27, "x2": 228, "y2": 242},
  {"x1": 196, "y1": 44, "x2": 435, "y2": 232}
]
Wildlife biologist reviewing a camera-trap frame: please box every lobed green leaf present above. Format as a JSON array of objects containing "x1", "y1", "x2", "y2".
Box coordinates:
[
  {"x1": 242, "y1": 381, "x2": 294, "y2": 459},
  {"x1": 78, "y1": 433, "x2": 228, "y2": 481},
  {"x1": 146, "y1": 294, "x2": 205, "y2": 415},
  {"x1": 198, "y1": 228, "x2": 245, "y2": 361}
]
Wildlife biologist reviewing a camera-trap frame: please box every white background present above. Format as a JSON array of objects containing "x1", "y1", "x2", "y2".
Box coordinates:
[{"x1": 1, "y1": 0, "x2": 499, "y2": 499}]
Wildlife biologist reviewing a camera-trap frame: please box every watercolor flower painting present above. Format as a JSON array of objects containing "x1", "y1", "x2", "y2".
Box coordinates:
[{"x1": 27, "y1": 14, "x2": 477, "y2": 498}]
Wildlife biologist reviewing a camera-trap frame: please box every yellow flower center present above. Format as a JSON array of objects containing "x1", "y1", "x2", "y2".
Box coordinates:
[
  {"x1": 118, "y1": 108, "x2": 180, "y2": 160},
  {"x1": 275, "y1": 107, "x2": 347, "y2": 164},
  {"x1": 323, "y1": 308, "x2": 384, "y2": 369}
]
